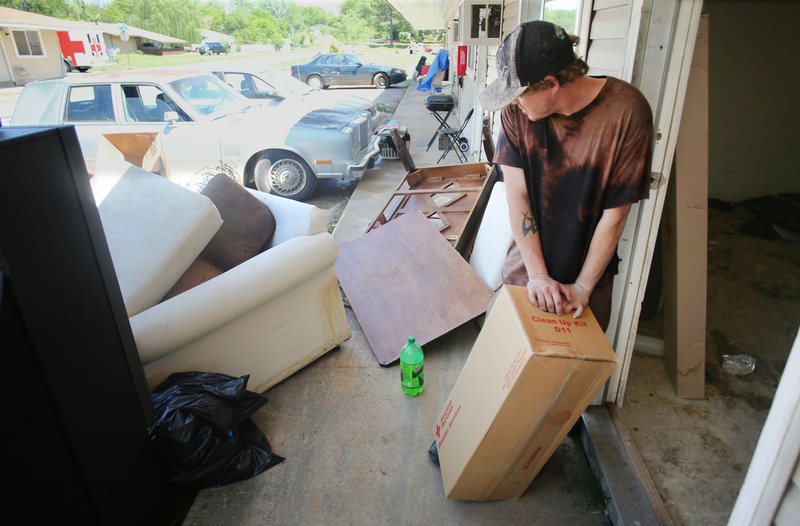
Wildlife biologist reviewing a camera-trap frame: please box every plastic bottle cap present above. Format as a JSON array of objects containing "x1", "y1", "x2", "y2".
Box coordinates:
[{"x1": 408, "y1": 336, "x2": 415, "y2": 344}]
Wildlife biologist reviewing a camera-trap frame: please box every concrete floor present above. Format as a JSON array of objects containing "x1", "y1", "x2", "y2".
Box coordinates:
[
  {"x1": 184, "y1": 83, "x2": 800, "y2": 525},
  {"x1": 619, "y1": 203, "x2": 800, "y2": 525}
]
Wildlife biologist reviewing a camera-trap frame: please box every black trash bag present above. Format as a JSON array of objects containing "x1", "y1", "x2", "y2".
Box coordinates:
[{"x1": 150, "y1": 371, "x2": 284, "y2": 490}]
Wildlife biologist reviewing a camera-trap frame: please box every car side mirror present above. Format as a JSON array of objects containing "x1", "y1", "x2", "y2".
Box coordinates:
[{"x1": 163, "y1": 111, "x2": 179, "y2": 124}]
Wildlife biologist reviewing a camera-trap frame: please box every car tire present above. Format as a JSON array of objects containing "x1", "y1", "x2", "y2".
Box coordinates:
[
  {"x1": 63, "y1": 59, "x2": 72, "y2": 73},
  {"x1": 306, "y1": 75, "x2": 324, "y2": 90},
  {"x1": 254, "y1": 151, "x2": 318, "y2": 201},
  {"x1": 76, "y1": 66, "x2": 90, "y2": 73},
  {"x1": 373, "y1": 73, "x2": 390, "y2": 89}
]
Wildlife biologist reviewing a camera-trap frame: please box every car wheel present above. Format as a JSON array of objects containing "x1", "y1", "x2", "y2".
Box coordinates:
[
  {"x1": 63, "y1": 59, "x2": 72, "y2": 73},
  {"x1": 373, "y1": 73, "x2": 389, "y2": 89},
  {"x1": 306, "y1": 75, "x2": 324, "y2": 90},
  {"x1": 76, "y1": 66, "x2": 90, "y2": 73},
  {"x1": 254, "y1": 152, "x2": 318, "y2": 201}
]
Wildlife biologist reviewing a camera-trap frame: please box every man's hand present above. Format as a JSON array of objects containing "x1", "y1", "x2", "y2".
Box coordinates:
[
  {"x1": 527, "y1": 274, "x2": 568, "y2": 314},
  {"x1": 564, "y1": 283, "x2": 591, "y2": 319}
]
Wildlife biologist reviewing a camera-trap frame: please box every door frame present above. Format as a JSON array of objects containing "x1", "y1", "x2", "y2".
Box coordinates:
[{"x1": 605, "y1": 0, "x2": 705, "y2": 404}]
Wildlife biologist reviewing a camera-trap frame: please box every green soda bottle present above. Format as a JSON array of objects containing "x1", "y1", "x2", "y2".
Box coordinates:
[{"x1": 400, "y1": 336, "x2": 424, "y2": 396}]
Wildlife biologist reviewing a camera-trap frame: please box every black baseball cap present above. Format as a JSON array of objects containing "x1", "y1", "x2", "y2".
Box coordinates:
[{"x1": 480, "y1": 21, "x2": 576, "y2": 111}]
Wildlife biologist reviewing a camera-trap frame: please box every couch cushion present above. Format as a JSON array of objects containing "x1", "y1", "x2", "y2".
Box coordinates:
[
  {"x1": 99, "y1": 164, "x2": 223, "y2": 316},
  {"x1": 160, "y1": 256, "x2": 225, "y2": 302},
  {"x1": 200, "y1": 174, "x2": 276, "y2": 270}
]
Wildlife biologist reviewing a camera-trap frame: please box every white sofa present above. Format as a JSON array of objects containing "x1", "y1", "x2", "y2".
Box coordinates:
[
  {"x1": 468, "y1": 181, "x2": 513, "y2": 291},
  {"x1": 95, "y1": 163, "x2": 351, "y2": 393}
]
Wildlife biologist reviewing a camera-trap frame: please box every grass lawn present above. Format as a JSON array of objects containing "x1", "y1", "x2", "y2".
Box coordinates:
[
  {"x1": 96, "y1": 51, "x2": 272, "y2": 70},
  {"x1": 95, "y1": 42, "x2": 440, "y2": 78}
]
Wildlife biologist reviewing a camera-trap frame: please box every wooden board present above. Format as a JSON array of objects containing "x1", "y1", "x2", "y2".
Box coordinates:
[
  {"x1": 336, "y1": 210, "x2": 492, "y2": 366},
  {"x1": 368, "y1": 162, "x2": 499, "y2": 258},
  {"x1": 662, "y1": 13, "x2": 708, "y2": 399}
]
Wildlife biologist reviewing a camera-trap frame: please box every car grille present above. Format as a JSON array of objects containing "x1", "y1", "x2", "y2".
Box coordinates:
[{"x1": 348, "y1": 113, "x2": 372, "y2": 157}]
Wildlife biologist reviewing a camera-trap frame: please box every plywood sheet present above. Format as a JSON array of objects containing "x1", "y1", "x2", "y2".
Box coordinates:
[{"x1": 336, "y1": 211, "x2": 492, "y2": 365}]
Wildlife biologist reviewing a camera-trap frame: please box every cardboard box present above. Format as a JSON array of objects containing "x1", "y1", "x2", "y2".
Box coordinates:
[
  {"x1": 435, "y1": 285, "x2": 617, "y2": 501},
  {"x1": 95, "y1": 132, "x2": 169, "y2": 178}
]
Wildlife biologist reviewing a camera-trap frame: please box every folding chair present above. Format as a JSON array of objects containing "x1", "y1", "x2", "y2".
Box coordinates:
[{"x1": 437, "y1": 108, "x2": 473, "y2": 164}]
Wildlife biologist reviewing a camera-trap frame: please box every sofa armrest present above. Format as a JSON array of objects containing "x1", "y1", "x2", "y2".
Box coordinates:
[
  {"x1": 245, "y1": 188, "x2": 327, "y2": 247},
  {"x1": 131, "y1": 231, "x2": 339, "y2": 364},
  {"x1": 469, "y1": 181, "x2": 512, "y2": 291}
]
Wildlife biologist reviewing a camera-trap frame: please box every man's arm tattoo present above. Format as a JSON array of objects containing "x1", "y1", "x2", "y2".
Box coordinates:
[{"x1": 522, "y1": 211, "x2": 538, "y2": 237}]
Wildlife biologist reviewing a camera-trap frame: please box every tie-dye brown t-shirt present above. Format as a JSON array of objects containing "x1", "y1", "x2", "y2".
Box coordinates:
[{"x1": 495, "y1": 76, "x2": 653, "y2": 286}]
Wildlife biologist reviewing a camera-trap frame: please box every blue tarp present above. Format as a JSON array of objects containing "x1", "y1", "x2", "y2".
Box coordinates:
[{"x1": 417, "y1": 49, "x2": 449, "y2": 92}]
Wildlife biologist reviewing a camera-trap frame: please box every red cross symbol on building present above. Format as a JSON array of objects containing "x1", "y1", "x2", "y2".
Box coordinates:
[{"x1": 57, "y1": 31, "x2": 86, "y2": 64}]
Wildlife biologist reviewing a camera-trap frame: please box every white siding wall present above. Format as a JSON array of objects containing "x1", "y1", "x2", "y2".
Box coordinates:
[
  {"x1": 485, "y1": 0, "x2": 526, "y2": 156},
  {"x1": 502, "y1": 0, "x2": 521, "y2": 33},
  {"x1": 0, "y1": 34, "x2": 12, "y2": 83},
  {"x1": 0, "y1": 30, "x2": 64, "y2": 84},
  {"x1": 105, "y1": 35, "x2": 138, "y2": 55},
  {"x1": 586, "y1": 0, "x2": 632, "y2": 77}
]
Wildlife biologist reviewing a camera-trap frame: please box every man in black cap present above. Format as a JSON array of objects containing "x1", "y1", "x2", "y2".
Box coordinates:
[
  {"x1": 429, "y1": 20, "x2": 654, "y2": 468},
  {"x1": 480, "y1": 20, "x2": 654, "y2": 330}
]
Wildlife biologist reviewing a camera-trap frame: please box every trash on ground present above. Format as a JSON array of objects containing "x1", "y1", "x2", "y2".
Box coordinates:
[
  {"x1": 721, "y1": 354, "x2": 756, "y2": 376},
  {"x1": 150, "y1": 371, "x2": 284, "y2": 490}
]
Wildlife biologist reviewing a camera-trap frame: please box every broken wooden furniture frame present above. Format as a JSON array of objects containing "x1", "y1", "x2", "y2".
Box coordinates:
[{"x1": 368, "y1": 129, "x2": 500, "y2": 259}]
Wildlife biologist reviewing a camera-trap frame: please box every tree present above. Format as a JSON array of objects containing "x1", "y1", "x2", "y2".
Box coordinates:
[
  {"x1": 221, "y1": 3, "x2": 285, "y2": 47},
  {"x1": 331, "y1": 15, "x2": 371, "y2": 45},
  {"x1": 543, "y1": 9, "x2": 578, "y2": 33},
  {"x1": 197, "y1": 0, "x2": 227, "y2": 33},
  {"x1": 235, "y1": 13, "x2": 282, "y2": 48},
  {"x1": 101, "y1": 0, "x2": 202, "y2": 43},
  {"x1": 0, "y1": 0, "x2": 72, "y2": 18},
  {"x1": 337, "y1": 0, "x2": 412, "y2": 42},
  {"x1": 65, "y1": 0, "x2": 102, "y2": 21}
]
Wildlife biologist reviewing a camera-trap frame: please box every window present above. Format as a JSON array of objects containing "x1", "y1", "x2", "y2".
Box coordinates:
[
  {"x1": 169, "y1": 75, "x2": 241, "y2": 118},
  {"x1": 13, "y1": 30, "x2": 44, "y2": 57},
  {"x1": 65, "y1": 85, "x2": 114, "y2": 122},
  {"x1": 464, "y1": 1, "x2": 502, "y2": 45},
  {"x1": 542, "y1": 0, "x2": 580, "y2": 34},
  {"x1": 122, "y1": 84, "x2": 189, "y2": 123},
  {"x1": 122, "y1": 84, "x2": 185, "y2": 122}
]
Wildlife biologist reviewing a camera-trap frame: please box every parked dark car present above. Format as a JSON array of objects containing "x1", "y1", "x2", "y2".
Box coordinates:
[
  {"x1": 139, "y1": 42, "x2": 163, "y2": 56},
  {"x1": 199, "y1": 42, "x2": 226, "y2": 55},
  {"x1": 290, "y1": 53, "x2": 407, "y2": 89}
]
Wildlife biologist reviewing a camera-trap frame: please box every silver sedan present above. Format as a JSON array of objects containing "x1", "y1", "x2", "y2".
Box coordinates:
[{"x1": 9, "y1": 69, "x2": 380, "y2": 200}]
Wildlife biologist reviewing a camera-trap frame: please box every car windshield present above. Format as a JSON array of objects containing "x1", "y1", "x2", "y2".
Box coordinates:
[
  {"x1": 259, "y1": 70, "x2": 315, "y2": 97},
  {"x1": 168, "y1": 74, "x2": 246, "y2": 119}
]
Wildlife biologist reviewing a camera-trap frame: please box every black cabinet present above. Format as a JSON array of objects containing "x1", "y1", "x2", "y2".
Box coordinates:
[{"x1": 0, "y1": 127, "x2": 167, "y2": 524}]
